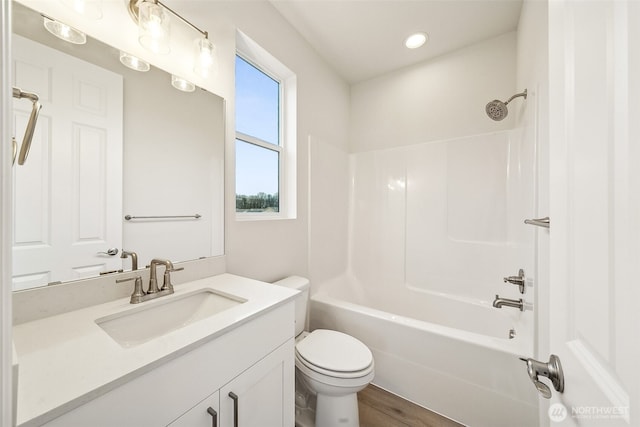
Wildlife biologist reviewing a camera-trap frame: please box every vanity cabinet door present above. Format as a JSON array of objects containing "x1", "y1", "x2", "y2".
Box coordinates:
[
  {"x1": 219, "y1": 340, "x2": 294, "y2": 427},
  {"x1": 167, "y1": 391, "x2": 219, "y2": 427}
]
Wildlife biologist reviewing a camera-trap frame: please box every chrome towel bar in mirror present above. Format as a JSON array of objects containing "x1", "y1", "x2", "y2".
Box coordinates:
[{"x1": 124, "y1": 214, "x2": 202, "y2": 221}]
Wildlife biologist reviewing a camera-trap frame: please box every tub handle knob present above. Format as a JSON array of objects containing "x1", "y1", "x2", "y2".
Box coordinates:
[
  {"x1": 519, "y1": 355, "x2": 564, "y2": 399},
  {"x1": 504, "y1": 268, "x2": 526, "y2": 294}
]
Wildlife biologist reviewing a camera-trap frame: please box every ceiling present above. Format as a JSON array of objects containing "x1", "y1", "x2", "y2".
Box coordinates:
[{"x1": 270, "y1": 0, "x2": 524, "y2": 84}]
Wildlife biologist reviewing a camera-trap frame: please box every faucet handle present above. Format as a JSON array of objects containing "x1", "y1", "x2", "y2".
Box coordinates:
[
  {"x1": 116, "y1": 275, "x2": 146, "y2": 304},
  {"x1": 503, "y1": 268, "x2": 526, "y2": 294},
  {"x1": 160, "y1": 267, "x2": 183, "y2": 292}
]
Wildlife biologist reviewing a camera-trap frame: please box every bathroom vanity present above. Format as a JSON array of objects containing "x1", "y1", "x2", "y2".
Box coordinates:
[{"x1": 12, "y1": 273, "x2": 297, "y2": 427}]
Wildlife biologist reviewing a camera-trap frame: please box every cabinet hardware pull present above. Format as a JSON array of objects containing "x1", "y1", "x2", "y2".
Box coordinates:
[
  {"x1": 229, "y1": 392, "x2": 239, "y2": 427},
  {"x1": 206, "y1": 407, "x2": 217, "y2": 427}
]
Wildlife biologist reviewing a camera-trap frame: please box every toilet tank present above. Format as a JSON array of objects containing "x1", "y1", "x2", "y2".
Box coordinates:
[{"x1": 272, "y1": 276, "x2": 310, "y2": 337}]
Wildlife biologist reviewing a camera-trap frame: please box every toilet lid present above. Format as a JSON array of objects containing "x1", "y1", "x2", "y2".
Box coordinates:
[{"x1": 295, "y1": 329, "x2": 372, "y2": 373}]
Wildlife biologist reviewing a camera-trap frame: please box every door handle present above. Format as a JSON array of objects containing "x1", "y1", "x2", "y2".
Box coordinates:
[
  {"x1": 520, "y1": 354, "x2": 564, "y2": 399},
  {"x1": 97, "y1": 248, "x2": 119, "y2": 256}
]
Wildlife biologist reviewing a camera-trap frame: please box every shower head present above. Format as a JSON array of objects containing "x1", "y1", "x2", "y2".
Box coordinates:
[
  {"x1": 485, "y1": 89, "x2": 527, "y2": 121},
  {"x1": 485, "y1": 100, "x2": 508, "y2": 121}
]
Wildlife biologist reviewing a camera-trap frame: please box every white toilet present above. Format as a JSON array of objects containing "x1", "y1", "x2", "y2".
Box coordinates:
[{"x1": 274, "y1": 276, "x2": 375, "y2": 427}]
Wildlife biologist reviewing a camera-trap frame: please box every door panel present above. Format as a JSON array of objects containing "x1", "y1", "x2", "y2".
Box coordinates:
[
  {"x1": 11, "y1": 35, "x2": 123, "y2": 289},
  {"x1": 547, "y1": 0, "x2": 639, "y2": 425}
]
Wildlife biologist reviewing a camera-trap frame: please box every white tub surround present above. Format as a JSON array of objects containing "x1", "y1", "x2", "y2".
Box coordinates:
[
  {"x1": 13, "y1": 273, "x2": 298, "y2": 427},
  {"x1": 348, "y1": 130, "x2": 535, "y2": 308},
  {"x1": 325, "y1": 128, "x2": 538, "y2": 426}
]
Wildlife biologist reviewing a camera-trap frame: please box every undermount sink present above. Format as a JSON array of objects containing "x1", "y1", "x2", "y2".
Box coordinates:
[{"x1": 96, "y1": 289, "x2": 246, "y2": 348}]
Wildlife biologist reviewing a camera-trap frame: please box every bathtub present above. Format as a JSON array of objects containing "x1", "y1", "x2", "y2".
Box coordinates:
[{"x1": 309, "y1": 276, "x2": 539, "y2": 427}]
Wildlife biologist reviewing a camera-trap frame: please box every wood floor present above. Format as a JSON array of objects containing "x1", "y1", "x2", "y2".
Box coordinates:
[{"x1": 358, "y1": 385, "x2": 465, "y2": 427}]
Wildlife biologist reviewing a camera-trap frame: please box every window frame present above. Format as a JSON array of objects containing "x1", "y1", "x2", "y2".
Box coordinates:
[{"x1": 235, "y1": 32, "x2": 296, "y2": 220}]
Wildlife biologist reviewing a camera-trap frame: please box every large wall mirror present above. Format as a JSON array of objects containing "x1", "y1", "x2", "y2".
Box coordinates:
[{"x1": 11, "y1": 2, "x2": 225, "y2": 291}]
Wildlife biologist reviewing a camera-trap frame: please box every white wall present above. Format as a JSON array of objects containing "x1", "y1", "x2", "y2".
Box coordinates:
[
  {"x1": 308, "y1": 137, "x2": 349, "y2": 286},
  {"x1": 350, "y1": 32, "x2": 517, "y2": 153},
  {"x1": 122, "y1": 68, "x2": 224, "y2": 267},
  {"x1": 199, "y1": 1, "x2": 350, "y2": 283}
]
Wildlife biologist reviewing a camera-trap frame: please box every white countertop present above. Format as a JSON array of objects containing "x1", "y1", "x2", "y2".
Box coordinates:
[{"x1": 13, "y1": 273, "x2": 298, "y2": 426}]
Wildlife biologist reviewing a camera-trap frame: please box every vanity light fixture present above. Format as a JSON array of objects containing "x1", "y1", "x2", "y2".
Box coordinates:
[
  {"x1": 119, "y1": 51, "x2": 151, "y2": 72},
  {"x1": 194, "y1": 37, "x2": 215, "y2": 78},
  {"x1": 171, "y1": 75, "x2": 195, "y2": 92},
  {"x1": 404, "y1": 32, "x2": 428, "y2": 49},
  {"x1": 136, "y1": 0, "x2": 170, "y2": 54},
  {"x1": 128, "y1": 0, "x2": 216, "y2": 77},
  {"x1": 60, "y1": 0, "x2": 103, "y2": 20},
  {"x1": 43, "y1": 15, "x2": 86, "y2": 44}
]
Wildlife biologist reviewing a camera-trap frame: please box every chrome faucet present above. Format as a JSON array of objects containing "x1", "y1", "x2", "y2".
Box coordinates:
[
  {"x1": 492, "y1": 295, "x2": 524, "y2": 311},
  {"x1": 120, "y1": 250, "x2": 138, "y2": 270},
  {"x1": 116, "y1": 258, "x2": 183, "y2": 304}
]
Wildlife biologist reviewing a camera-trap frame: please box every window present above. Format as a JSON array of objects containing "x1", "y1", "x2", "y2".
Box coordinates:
[
  {"x1": 235, "y1": 31, "x2": 296, "y2": 219},
  {"x1": 235, "y1": 55, "x2": 281, "y2": 213}
]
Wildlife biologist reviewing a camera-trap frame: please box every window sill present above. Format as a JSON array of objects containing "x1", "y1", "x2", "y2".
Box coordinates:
[{"x1": 235, "y1": 212, "x2": 296, "y2": 222}]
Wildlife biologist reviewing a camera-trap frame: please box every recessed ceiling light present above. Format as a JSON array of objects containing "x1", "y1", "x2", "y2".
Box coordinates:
[{"x1": 405, "y1": 32, "x2": 428, "y2": 49}]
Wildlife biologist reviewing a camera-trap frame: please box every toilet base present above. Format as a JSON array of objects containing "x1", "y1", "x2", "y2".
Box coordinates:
[
  {"x1": 295, "y1": 404, "x2": 315, "y2": 427},
  {"x1": 294, "y1": 373, "x2": 316, "y2": 427},
  {"x1": 315, "y1": 392, "x2": 359, "y2": 427}
]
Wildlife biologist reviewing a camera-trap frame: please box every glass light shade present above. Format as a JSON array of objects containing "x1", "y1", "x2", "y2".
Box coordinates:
[
  {"x1": 138, "y1": 0, "x2": 170, "y2": 54},
  {"x1": 119, "y1": 51, "x2": 150, "y2": 72},
  {"x1": 171, "y1": 75, "x2": 195, "y2": 92},
  {"x1": 405, "y1": 32, "x2": 428, "y2": 49},
  {"x1": 61, "y1": 0, "x2": 103, "y2": 19},
  {"x1": 43, "y1": 16, "x2": 86, "y2": 44},
  {"x1": 194, "y1": 37, "x2": 215, "y2": 78}
]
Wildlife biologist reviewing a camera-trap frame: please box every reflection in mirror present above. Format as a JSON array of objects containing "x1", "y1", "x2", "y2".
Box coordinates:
[{"x1": 11, "y1": 2, "x2": 224, "y2": 291}]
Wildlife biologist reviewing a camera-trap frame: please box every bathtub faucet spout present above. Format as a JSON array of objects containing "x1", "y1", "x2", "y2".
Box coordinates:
[{"x1": 492, "y1": 295, "x2": 524, "y2": 311}]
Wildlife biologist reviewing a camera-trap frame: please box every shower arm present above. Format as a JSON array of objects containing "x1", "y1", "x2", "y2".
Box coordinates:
[
  {"x1": 12, "y1": 87, "x2": 42, "y2": 165},
  {"x1": 504, "y1": 89, "x2": 528, "y2": 105}
]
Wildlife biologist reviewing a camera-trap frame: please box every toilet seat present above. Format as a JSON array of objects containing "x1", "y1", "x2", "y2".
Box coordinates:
[{"x1": 295, "y1": 329, "x2": 373, "y2": 379}]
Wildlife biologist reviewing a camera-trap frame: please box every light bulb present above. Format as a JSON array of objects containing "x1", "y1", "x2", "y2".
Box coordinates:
[
  {"x1": 138, "y1": 0, "x2": 170, "y2": 54},
  {"x1": 62, "y1": 0, "x2": 103, "y2": 19},
  {"x1": 194, "y1": 37, "x2": 215, "y2": 77}
]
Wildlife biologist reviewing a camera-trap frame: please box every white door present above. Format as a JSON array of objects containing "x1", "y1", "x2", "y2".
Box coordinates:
[
  {"x1": 545, "y1": 0, "x2": 639, "y2": 425},
  {"x1": 12, "y1": 35, "x2": 123, "y2": 290}
]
